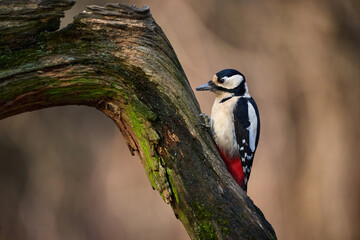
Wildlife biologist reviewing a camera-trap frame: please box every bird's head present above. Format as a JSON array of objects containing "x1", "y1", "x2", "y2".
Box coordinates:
[{"x1": 196, "y1": 69, "x2": 248, "y2": 96}]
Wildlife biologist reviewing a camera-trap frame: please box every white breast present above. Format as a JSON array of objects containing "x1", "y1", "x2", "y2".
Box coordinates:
[{"x1": 211, "y1": 94, "x2": 239, "y2": 157}]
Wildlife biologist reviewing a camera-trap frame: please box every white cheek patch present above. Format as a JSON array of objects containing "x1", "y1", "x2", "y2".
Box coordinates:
[{"x1": 222, "y1": 74, "x2": 244, "y2": 89}]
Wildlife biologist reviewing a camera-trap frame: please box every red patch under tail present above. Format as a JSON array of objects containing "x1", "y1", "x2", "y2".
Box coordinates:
[{"x1": 216, "y1": 145, "x2": 245, "y2": 189}]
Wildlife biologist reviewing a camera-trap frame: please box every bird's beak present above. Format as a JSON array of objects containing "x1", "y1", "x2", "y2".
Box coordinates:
[{"x1": 196, "y1": 80, "x2": 216, "y2": 91}]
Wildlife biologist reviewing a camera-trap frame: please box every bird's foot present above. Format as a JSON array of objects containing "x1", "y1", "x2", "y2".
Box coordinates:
[{"x1": 196, "y1": 113, "x2": 211, "y2": 129}]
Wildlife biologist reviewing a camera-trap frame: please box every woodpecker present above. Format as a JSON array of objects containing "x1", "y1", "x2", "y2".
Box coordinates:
[{"x1": 196, "y1": 69, "x2": 260, "y2": 192}]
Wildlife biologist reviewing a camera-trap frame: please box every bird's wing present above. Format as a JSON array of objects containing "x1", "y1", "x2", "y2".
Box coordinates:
[{"x1": 233, "y1": 98, "x2": 255, "y2": 191}]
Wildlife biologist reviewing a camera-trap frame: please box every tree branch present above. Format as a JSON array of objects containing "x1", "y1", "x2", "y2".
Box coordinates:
[{"x1": 0, "y1": 1, "x2": 276, "y2": 239}]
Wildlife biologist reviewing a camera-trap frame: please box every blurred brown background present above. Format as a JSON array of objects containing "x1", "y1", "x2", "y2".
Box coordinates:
[{"x1": 1, "y1": 0, "x2": 359, "y2": 239}]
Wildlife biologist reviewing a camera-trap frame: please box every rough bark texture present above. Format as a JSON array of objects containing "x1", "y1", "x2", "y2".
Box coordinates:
[{"x1": 0, "y1": 1, "x2": 276, "y2": 239}]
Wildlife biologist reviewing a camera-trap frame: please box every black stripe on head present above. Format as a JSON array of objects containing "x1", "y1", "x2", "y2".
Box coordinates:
[
  {"x1": 215, "y1": 79, "x2": 246, "y2": 96},
  {"x1": 215, "y1": 69, "x2": 246, "y2": 96},
  {"x1": 216, "y1": 69, "x2": 245, "y2": 80}
]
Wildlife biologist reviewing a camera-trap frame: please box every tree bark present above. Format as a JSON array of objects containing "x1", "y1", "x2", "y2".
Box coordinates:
[{"x1": 0, "y1": 1, "x2": 276, "y2": 239}]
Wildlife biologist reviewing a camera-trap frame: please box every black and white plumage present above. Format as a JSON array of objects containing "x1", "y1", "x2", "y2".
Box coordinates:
[{"x1": 196, "y1": 69, "x2": 260, "y2": 192}]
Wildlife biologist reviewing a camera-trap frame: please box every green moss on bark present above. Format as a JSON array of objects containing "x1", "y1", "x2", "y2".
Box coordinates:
[
  {"x1": 126, "y1": 96, "x2": 174, "y2": 203},
  {"x1": 166, "y1": 168, "x2": 179, "y2": 204},
  {"x1": 193, "y1": 203, "x2": 217, "y2": 240}
]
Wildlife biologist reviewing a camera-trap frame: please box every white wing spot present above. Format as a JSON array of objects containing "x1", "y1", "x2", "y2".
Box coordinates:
[
  {"x1": 241, "y1": 157, "x2": 245, "y2": 162},
  {"x1": 242, "y1": 139, "x2": 246, "y2": 143},
  {"x1": 247, "y1": 101, "x2": 258, "y2": 152},
  {"x1": 240, "y1": 146, "x2": 244, "y2": 151},
  {"x1": 243, "y1": 166, "x2": 247, "y2": 173}
]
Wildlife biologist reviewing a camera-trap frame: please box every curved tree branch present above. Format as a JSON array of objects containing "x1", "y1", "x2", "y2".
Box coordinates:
[{"x1": 0, "y1": 1, "x2": 276, "y2": 239}]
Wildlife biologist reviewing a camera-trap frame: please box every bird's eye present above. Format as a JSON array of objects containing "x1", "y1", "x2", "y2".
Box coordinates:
[{"x1": 218, "y1": 78, "x2": 225, "y2": 84}]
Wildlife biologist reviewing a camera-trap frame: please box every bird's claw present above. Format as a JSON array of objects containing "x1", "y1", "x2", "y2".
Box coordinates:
[{"x1": 196, "y1": 113, "x2": 211, "y2": 129}]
